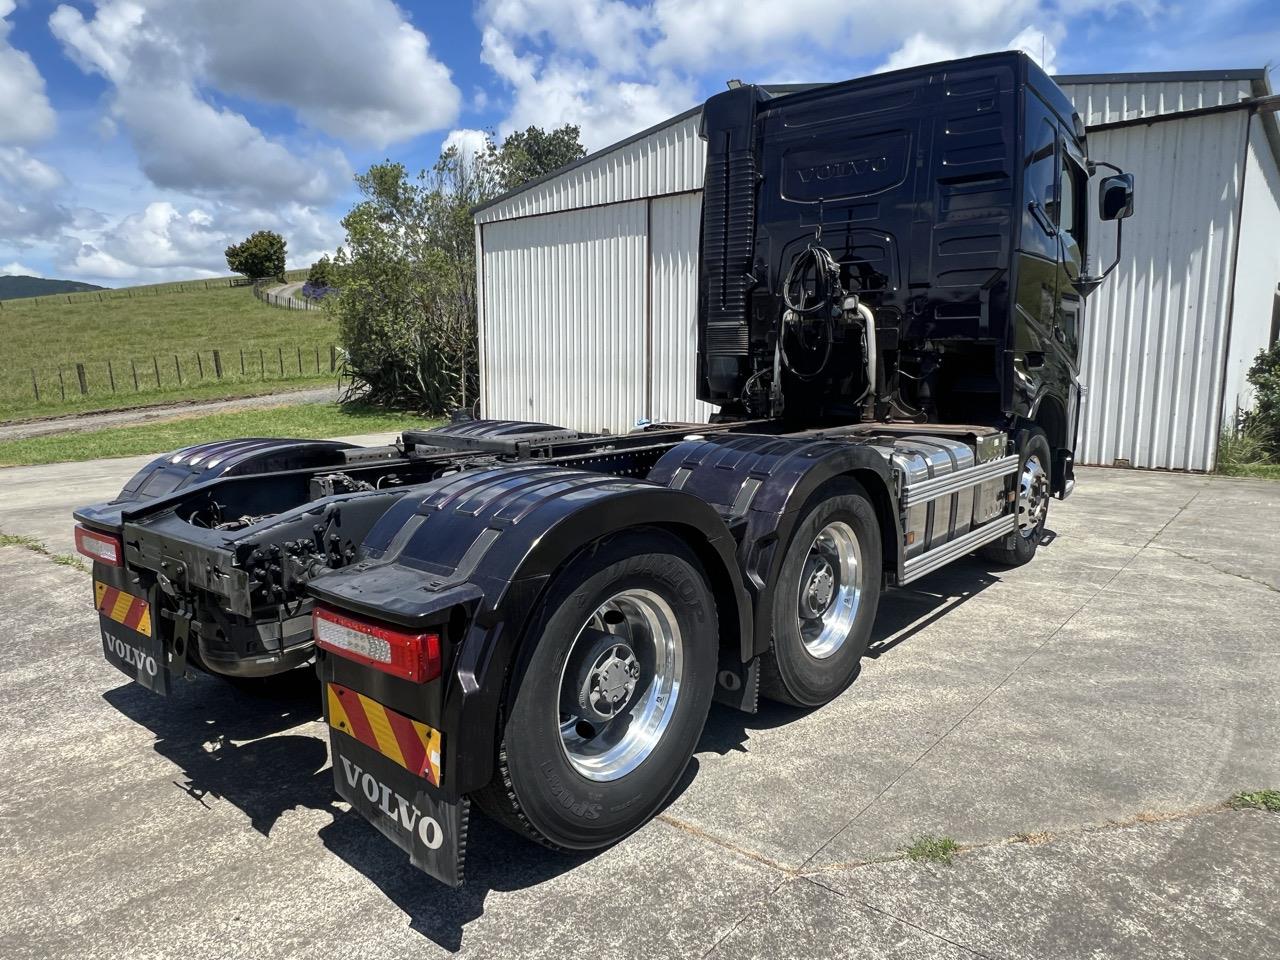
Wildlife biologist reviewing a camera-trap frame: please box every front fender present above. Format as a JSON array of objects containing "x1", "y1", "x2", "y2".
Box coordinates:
[{"x1": 308, "y1": 464, "x2": 749, "y2": 796}]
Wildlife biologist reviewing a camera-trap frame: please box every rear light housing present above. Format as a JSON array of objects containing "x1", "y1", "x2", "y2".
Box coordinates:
[
  {"x1": 74, "y1": 525, "x2": 123, "y2": 567},
  {"x1": 313, "y1": 606, "x2": 441, "y2": 683}
]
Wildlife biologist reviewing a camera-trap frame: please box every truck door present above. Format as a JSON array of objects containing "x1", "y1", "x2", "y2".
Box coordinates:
[{"x1": 1052, "y1": 133, "x2": 1088, "y2": 368}]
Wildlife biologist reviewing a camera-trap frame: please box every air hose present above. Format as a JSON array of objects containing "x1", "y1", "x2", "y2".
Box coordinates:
[{"x1": 779, "y1": 243, "x2": 841, "y2": 380}]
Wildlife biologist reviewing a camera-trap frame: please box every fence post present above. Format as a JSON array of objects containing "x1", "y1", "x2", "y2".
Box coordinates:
[
  {"x1": 58, "y1": 367, "x2": 65, "y2": 400},
  {"x1": 196, "y1": 352, "x2": 204, "y2": 379},
  {"x1": 31, "y1": 369, "x2": 39, "y2": 402},
  {"x1": 278, "y1": 346, "x2": 284, "y2": 376},
  {"x1": 76, "y1": 363, "x2": 87, "y2": 395},
  {"x1": 297, "y1": 345, "x2": 302, "y2": 373},
  {"x1": 240, "y1": 348, "x2": 245, "y2": 375},
  {"x1": 131, "y1": 359, "x2": 139, "y2": 391},
  {"x1": 108, "y1": 360, "x2": 116, "y2": 393},
  {"x1": 330, "y1": 344, "x2": 337, "y2": 371},
  {"x1": 259, "y1": 348, "x2": 265, "y2": 380},
  {"x1": 213, "y1": 350, "x2": 223, "y2": 379},
  {"x1": 153, "y1": 355, "x2": 160, "y2": 387},
  {"x1": 175, "y1": 355, "x2": 183, "y2": 385},
  {"x1": 315, "y1": 345, "x2": 320, "y2": 373}
]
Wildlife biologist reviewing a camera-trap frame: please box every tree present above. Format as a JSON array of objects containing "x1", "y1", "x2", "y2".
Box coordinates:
[
  {"x1": 225, "y1": 230, "x2": 286, "y2": 280},
  {"x1": 332, "y1": 125, "x2": 585, "y2": 412},
  {"x1": 497, "y1": 124, "x2": 586, "y2": 190},
  {"x1": 307, "y1": 254, "x2": 334, "y2": 288}
]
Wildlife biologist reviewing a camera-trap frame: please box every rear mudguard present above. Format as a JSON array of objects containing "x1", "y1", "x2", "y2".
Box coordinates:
[
  {"x1": 647, "y1": 434, "x2": 902, "y2": 656},
  {"x1": 307, "y1": 464, "x2": 751, "y2": 797},
  {"x1": 76, "y1": 438, "x2": 361, "y2": 528}
]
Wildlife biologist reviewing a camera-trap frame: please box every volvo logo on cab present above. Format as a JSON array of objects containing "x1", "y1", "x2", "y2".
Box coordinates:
[
  {"x1": 103, "y1": 630, "x2": 158, "y2": 677},
  {"x1": 339, "y1": 756, "x2": 444, "y2": 850},
  {"x1": 796, "y1": 155, "x2": 888, "y2": 184}
]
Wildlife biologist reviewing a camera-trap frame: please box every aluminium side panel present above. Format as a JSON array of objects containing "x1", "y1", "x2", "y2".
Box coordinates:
[
  {"x1": 478, "y1": 202, "x2": 648, "y2": 434},
  {"x1": 649, "y1": 192, "x2": 716, "y2": 425},
  {"x1": 1223, "y1": 115, "x2": 1280, "y2": 425},
  {"x1": 1077, "y1": 110, "x2": 1249, "y2": 472}
]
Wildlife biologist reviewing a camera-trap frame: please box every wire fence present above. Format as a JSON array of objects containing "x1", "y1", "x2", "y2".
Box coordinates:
[
  {"x1": 20, "y1": 342, "x2": 342, "y2": 403},
  {"x1": 252, "y1": 280, "x2": 324, "y2": 311},
  {"x1": 0, "y1": 269, "x2": 310, "y2": 309}
]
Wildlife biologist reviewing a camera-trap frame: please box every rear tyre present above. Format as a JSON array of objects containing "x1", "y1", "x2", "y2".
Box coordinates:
[
  {"x1": 473, "y1": 529, "x2": 718, "y2": 850},
  {"x1": 980, "y1": 427, "x2": 1051, "y2": 566},
  {"x1": 759, "y1": 478, "x2": 882, "y2": 708}
]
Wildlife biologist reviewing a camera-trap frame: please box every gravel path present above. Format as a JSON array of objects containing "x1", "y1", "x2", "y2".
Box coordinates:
[{"x1": 0, "y1": 385, "x2": 340, "y2": 441}]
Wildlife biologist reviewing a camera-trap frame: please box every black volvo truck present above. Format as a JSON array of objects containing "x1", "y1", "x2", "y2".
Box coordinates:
[{"x1": 73, "y1": 52, "x2": 1133, "y2": 886}]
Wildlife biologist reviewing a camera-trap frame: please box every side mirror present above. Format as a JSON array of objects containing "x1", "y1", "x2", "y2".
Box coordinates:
[{"x1": 1099, "y1": 173, "x2": 1134, "y2": 221}]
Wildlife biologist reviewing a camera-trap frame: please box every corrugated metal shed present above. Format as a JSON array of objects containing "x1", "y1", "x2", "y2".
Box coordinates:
[{"x1": 475, "y1": 68, "x2": 1280, "y2": 468}]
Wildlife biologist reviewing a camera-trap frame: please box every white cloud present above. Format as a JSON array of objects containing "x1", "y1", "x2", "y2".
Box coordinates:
[
  {"x1": 1, "y1": 260, "x2": 38, "y2": 276},
  {"x1": 476, "y1": 0, "x2": 1091, "y2": 150},
  {"x1": 59, "y1": 198, "x2": 344, "y2": 283},
  {"x1": 50, "y1": 1, "x2": 353, "y2": 207},
  {"x1": 0, "y1": 146, "x2": 64, "y2": 192},
  {"x1": 0, "y1": 0, "x2": 56, "y2": 144},
  {"x1": 183, "y1": 0, "x2": 461, "y2": 146},
  {"x1": 879, "y1": 24, "x2": 1061, "y2": 73},
  {"x1": 443, "y1": 128, "x2": 492, "y2": 162},
  {"x1": 478, "y1": 8, "x2": 694, "y2": 149}
]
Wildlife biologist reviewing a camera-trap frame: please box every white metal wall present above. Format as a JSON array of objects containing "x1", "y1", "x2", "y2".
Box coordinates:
[
  {"x1": 1224, "y1": 117, "x2": 1280, "y2": 424},
  {"x1": 479, "y1": 202, "x2": 649, "y2": 433},
  {"x1": 1077, "y1": 110, "x2": 1250, "y2": 471},
  {"x1": 1059, "y1": 78, "x2": 1253, "y2": 125},
  {"x1": 649, "y1": 193, "x2": 715, "y2": 425},
  {"x1": 477, "y1": 113, "x2": 705, "y2": 225}
]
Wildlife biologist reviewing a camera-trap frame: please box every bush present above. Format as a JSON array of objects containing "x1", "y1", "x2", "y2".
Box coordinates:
[
  {"x1": 1241, "y1": 342, "x2": 1280, "y2": 458},
  {"x1": 225, "y1": 231, "x2": 286, "y2": 280}
]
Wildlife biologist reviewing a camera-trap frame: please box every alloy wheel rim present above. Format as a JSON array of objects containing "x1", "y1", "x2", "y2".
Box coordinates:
[
  {"x1": 1018, "y1": 454, "x2": 1050, "y2": 540},
  {"x1": 796, "y1": 521, "x2": 863, "y2": 659},
  {"x1": 557, "y1": 588, "x2": 682, "y2": 782}
]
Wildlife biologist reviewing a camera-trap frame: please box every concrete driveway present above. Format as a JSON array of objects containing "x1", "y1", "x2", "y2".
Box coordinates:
[{"x1": 0, "y1": 456, "x2": 1277, "y2": 959}]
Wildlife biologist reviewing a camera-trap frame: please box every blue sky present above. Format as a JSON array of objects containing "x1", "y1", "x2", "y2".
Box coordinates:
[{"x1": 0, "y1": 0, "x2": 1275, "y2": 286}]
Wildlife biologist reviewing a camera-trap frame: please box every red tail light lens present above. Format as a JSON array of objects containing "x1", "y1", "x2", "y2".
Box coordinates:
[
  {"x1": 74, "y1": 525, "x2": 122, "y2": 567},
  {"x1": 313, "y1": 606, "x2": 441, "y2": 683}
]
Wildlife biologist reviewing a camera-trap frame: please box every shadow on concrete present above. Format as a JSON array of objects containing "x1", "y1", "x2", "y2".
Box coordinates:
[
  {"x1": 104, "y1": 666, "x2": 589, "y2": 953},
  {"x1": 103, "y1": 667, "x2": 333, "y2": 836},
  {"x1": 99, "y1": 541, "x2": 1031, "y2": 952}
]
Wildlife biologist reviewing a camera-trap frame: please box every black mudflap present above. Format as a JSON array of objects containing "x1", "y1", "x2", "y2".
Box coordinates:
[
  {"x1": 330, "y1": 731, "x2": 470, "y2": 887},
  {"x1": 100, "y1": 617, "x2": 170, "y2": 696},
  {"x1": 713, "y1": 649, "x2": 759, "y2": 713}
]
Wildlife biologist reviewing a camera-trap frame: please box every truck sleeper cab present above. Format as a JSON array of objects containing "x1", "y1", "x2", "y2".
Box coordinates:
[{"x1": 72, "y1": 52, "x2": 1132, "y2": 887}]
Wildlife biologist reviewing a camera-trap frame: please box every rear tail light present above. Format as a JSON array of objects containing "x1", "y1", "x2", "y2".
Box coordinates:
[
  {"x1": 74, "y1": 525, "x2": 123, "y2": 567},
  {"x1": 313, "y1": 606, "x2": 441, "y2": 683}
]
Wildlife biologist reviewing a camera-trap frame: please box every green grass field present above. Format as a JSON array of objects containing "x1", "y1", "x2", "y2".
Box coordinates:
[
  {"x1": 0, "y1": 279, "x2": 338, "y2": 422},
  {"x1": 0, "y1": 402, "x2": 438, "y2": 466}
]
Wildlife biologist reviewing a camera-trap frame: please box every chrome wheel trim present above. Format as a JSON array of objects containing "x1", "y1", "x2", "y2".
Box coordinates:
[
  {"x1": 796, "y1": 521, "x2": 863, "y2": 659},
  {"x1": 1018, "y1": 453, "x2": 1050, "y2": 540},
  {"x1": 557, "y1": 588, "x2": 683, "y2": 782}
]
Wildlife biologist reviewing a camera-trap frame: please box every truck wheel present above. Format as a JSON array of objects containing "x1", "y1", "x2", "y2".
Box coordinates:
[
  {"x1": 981, "y1": 427, "x2": 1052, "y2": 566},
  {"x1": 474, "y1": 529, "x2": 718, "y2": 850},
  {"x1": 760, "y1": 478, "x2": 882, "y2": 708}
]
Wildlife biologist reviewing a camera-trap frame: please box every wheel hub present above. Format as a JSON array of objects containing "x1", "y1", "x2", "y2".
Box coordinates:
[
  {"x1": 582, "y1": 644, "x2": 640, "y2": 720},
  {"x1": 800, "y1": 557, "x2": 837, "y2": 618}
]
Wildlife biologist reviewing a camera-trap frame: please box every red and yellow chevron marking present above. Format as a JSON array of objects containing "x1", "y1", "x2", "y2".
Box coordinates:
[
  {"x1": 94, "y1": 581, "x2": 152, "y2": 637},
  {"x1": 326, "y1": 682, "x2": 442, "y2": 787}
]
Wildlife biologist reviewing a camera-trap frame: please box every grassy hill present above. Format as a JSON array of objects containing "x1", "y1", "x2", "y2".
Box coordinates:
[
  {"x1": 0, "y1": 276, "x2": 106, "y2": 301},
  {"x1": 0, "y1": 273, "x2": 337, "y2": 423}
]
